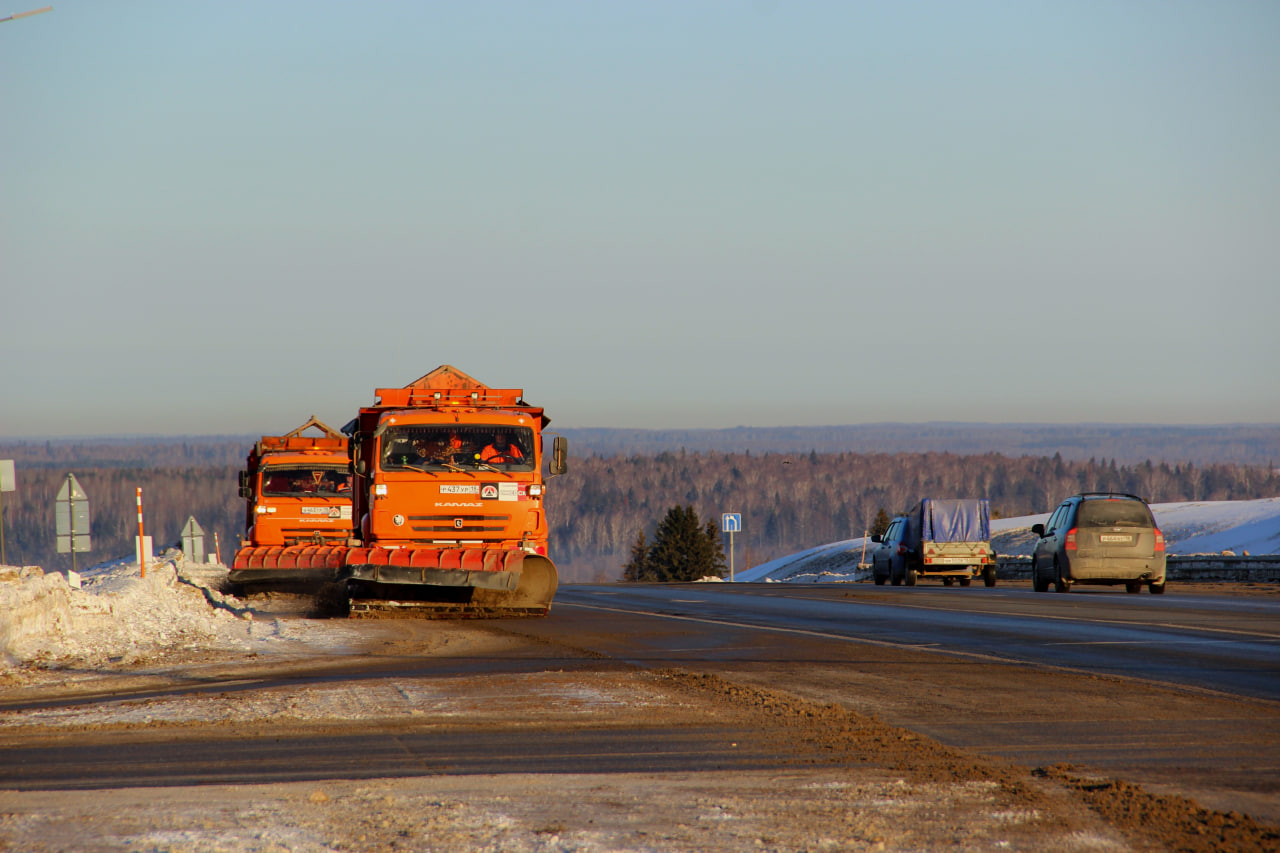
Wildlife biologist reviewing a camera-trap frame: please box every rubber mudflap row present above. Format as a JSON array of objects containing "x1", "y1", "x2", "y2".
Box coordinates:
[
  {"x1": 231, "y1": 545, "x2": 558, "y2": 618},
  {"x1": 347, "y1": 555, "x2": 558, "y2": 619}
]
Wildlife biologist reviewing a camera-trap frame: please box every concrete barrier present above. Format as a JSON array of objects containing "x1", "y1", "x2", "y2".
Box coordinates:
[{"x1": 996, "y1": 555, "x2": 1280, "y2": 583}]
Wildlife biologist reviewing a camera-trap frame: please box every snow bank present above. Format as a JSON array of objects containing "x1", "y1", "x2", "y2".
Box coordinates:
[{"x1": 0, "y1": 551, "x2": 265, "y2": 670}]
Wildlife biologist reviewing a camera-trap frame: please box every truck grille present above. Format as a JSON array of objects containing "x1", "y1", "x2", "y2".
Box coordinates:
[{"x1": 411, "y1": 514, "x2": 511, "y2": 534}]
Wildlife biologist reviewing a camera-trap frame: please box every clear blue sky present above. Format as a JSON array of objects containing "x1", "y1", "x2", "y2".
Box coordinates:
[{"x1": 3, "y1": 2, "x2": 1277, "y2": 437}]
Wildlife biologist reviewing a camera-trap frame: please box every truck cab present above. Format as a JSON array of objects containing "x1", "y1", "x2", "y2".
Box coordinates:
[{"x1": 237, "y1": 416, "x2": 351, "y2": 549}]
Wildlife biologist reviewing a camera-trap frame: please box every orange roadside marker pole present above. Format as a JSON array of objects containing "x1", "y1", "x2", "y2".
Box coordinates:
[{"x1": 136, "y1": 487, "x2": 147, "y2": 578}]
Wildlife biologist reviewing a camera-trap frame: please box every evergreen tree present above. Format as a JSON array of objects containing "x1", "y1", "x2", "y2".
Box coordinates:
[
  {"x1": 621, "y1": 529, "x2": 653, "y2": 582},
  {"x1": 871, "y1": 507, "x2": 893, "y2": 538},
  {"x1": 702, "y1": 519, "x2": 728, "y2": 578},
  {"x1": 646, "y1": 504, "x2": 726, "y2": 582}
]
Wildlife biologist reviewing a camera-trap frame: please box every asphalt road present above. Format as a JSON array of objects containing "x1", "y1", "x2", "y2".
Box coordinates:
[
  {"x1": 2, "y1": 581, "x2": 1277, "y2": 823},
  {"x1": 551, "y1": 582, "x2": 1280, "y2": 701}
]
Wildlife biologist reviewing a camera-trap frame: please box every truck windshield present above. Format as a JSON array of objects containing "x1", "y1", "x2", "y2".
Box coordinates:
[
  {"x1": 381, "y1": 425, "x2": 535, "y2": 472},
  {"x1": 261, "y1": 466, "x2": 351, "y2": 497}
]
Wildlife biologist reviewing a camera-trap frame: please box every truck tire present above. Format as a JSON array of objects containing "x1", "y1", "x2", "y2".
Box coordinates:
[{"x1": 982, "y1": 566, "x2": 997, "y2": 587}]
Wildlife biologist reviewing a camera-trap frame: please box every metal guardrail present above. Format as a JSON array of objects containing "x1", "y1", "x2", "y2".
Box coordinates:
[{"x1": 996, "y1": 555, "x2": 1280, "y2": 583}]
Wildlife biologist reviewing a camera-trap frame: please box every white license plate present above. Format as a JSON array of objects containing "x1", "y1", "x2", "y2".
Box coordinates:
[{"x1": 1099, "y1": 534, "x2": 1132, "y2": 543}]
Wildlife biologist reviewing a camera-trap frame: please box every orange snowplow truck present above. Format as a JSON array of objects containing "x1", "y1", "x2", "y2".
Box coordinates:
[
  {"x1": 232, "y1": 416, "x2": 352, "y2": 579},
  {"x1": 233, "y1": 366, "x2": 567, "y2": 617}
]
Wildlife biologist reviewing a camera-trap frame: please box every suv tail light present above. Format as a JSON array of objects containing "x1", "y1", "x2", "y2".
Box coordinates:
[
  {"x1": 1154, "y1": 528, "x2": 1165, "y2": 553},
  {"x1": 1065, "y1": 528, "x2": 1078, "y2": 551}
]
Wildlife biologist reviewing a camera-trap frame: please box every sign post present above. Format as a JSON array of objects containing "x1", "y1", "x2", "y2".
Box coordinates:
[
  {"x1": 0, "y1": 460, "x2": 14, "y2": 565},
  {"x1": 181, "y1": 516, "x2": 206, "y2": 564},
  {"x1": 721, "y1": 512, "x2": 742, "y2": 582},
  {"x1": 55, "y1": 473, "x2": 91, "y2": 573}
]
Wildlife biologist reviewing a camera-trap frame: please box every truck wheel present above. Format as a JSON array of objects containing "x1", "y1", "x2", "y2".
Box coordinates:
[
  {"x1": 958, "y1": 577, "x2": 972, "y2": 587},
  {"x1": 905, "y1": 569, "x2": 918, "y2": 587},
  {"x1": 982, "y1": 566, "x2": 997, "y2": 587}
]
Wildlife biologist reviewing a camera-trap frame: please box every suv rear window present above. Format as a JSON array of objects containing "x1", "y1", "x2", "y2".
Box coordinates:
[{"x1": 1077, "y1": 499, "x2": 1154, "y2": 528}]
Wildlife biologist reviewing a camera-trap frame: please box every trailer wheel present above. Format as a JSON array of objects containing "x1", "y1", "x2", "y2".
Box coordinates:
[
  {"x1": 942, "y1": 577, "x2": 954, "y2": 587},
  {"x1": 958, "y1": 577, "x2": 972, "y2": 587},
  {"x1": 1125, "y1": 580, "x2": 1142, "y2": 594},
  {"x1": 905, "y1": 569, "x2": 918, "y2": 587},
  {"x1": 1149, "y1": 581, "x2": 1166, "y2": 595},
  {"x1": 982, "y1": 566, "x2": 997, "y2": 587}
]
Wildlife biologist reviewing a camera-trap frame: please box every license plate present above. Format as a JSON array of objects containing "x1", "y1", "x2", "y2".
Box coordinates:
[{"x1": 1099, "y1": 534, "x2": 1132, "y2": 543}]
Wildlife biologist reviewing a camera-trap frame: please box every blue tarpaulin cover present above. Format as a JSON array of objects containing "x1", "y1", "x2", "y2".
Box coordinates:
[{"x1": 910, "y1": 499, "x2": 991, "y2": 544}]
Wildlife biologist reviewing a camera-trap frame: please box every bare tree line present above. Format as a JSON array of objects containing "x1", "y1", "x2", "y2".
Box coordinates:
[{"x1": 2, "y1": 448, "x2": 1275, "y2": 580}]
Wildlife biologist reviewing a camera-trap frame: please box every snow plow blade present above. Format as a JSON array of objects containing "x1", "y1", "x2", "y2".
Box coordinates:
[
  {"x1": 229, "y1": 545, "x2": 349, "y2": 586},
  {"x1": 229, "y1": 545, "x2": 558, "y2": 617},
  {"x1": 345, "y1": 551, "x2": 558, "y2": 619}
]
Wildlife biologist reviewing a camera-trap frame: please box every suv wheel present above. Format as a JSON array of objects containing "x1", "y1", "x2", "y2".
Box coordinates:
[
  {"x1": 1053, "y1": 561, "x2": 1072, "y2": 593},
  {"x1": 873, "y1": 573, "x2": 887, "y2": 586},
  {"x1": 1032, "y1": 563, "x2": 1049, "y2": 593}
]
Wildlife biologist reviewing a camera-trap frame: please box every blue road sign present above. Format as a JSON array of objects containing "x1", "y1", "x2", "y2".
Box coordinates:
[{"x1": 722, "y1": 512, "x2": 742, "y2": 533}]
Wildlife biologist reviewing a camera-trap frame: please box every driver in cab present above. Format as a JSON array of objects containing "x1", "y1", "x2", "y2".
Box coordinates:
[{"x1": 480, "y1": 431, "x2": 524, "y2": 464}]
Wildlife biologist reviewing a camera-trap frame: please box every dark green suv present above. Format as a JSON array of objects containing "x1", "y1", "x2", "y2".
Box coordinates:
[{"x1": 1030, "y1": 493, "x2": 1166, "y2": 594}]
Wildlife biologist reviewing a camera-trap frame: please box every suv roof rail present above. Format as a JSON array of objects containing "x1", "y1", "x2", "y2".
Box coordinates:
[{"x1": 1076, "y1": 491, "x2": 1147, "y2": 501}]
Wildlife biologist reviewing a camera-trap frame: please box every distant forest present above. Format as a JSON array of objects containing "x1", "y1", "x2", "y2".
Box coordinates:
[{"x1": 2, "y1": 429, "x2": 1278, "y2": 581}]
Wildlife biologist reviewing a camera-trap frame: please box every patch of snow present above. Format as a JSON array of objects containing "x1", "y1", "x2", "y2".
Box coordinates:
[
  {"x1": 0, "y1": 549, "x2": 349, "y2": 672},
  {"x1": 737, "y1": 498, "x2": 1280, "y2": 582}
]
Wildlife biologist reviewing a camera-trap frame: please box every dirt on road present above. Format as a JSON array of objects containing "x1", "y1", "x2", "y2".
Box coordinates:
[{"x1": 2, "y1": 610, "x2": 1278, "y2": 853}]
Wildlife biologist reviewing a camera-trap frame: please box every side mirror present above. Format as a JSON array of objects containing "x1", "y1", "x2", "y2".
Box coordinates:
[
  {"x1": 356, "y1": 459, "x2": 367, "y2": 476},
  {"x1": 1031, "y1": 523, "x2": 1045, "y2": 537},
  {"x1": 238, "y1": 470, "x2": 251, "y2": 499},
  {"x1": 871, "y1": 534, "x2": 882, "y2": 543},
  {"x1": 549, "y1": 436, "x2": 568, "y2": 476}
]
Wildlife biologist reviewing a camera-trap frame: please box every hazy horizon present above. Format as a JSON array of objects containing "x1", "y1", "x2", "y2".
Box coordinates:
[{"x1": 4, "y1": 2, "x2": 1277, "y2": 437}]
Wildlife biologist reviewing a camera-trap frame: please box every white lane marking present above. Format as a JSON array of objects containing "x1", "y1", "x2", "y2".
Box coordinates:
[
  {"x1": 556, "y1": 599, "x2": 1280, "y2": 703},
  {"x1": 556, "y1": 600, "x2": 1025, "y2": 664},
  {"x1": 741, "y1": 591, "x2": 1280, "y2": 642}
]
